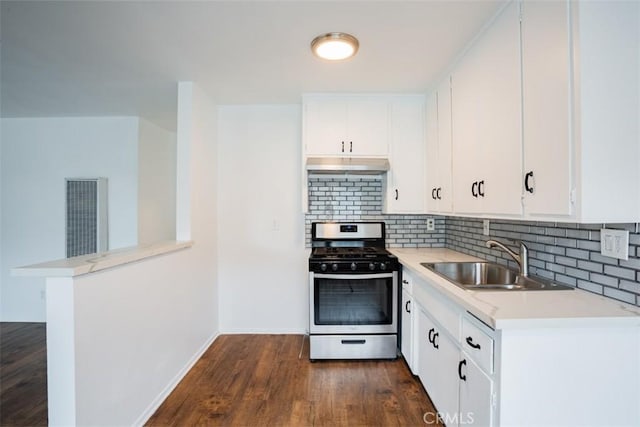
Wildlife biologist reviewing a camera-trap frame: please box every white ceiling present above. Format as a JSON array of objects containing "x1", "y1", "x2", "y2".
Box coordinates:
[{"x1": 0, "y1": 0, "x2": 504, "y2": 130}]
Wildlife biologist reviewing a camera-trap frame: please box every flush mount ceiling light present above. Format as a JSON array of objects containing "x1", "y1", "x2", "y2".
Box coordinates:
[{"x1": 311, "y1": 32, "x2": 359, "y2": 61}]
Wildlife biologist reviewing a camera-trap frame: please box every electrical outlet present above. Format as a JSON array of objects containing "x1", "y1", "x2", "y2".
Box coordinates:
[
  {"x1": 483, "y1": 220, "x2": 490, "y2": 236},
  {"x1": 426, "y1": 218, "x2": 435, "y2": 231},
  {"x1": 600, "y1": 228, "x2": 629, "y2": 260}
]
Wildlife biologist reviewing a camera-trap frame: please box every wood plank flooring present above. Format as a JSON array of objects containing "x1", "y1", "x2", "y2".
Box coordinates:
[
  {"x1": 147, "y1": 334, "x2": 441, "y2": 426},
  {"x1": 0, "y1": 328, "x2": 439, "y2": 426},
  {"x1": 0, "y1": 322, "x2": 48, "y2": 427}
]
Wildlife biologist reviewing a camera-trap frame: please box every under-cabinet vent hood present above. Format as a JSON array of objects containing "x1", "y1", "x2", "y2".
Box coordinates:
[{"x1": 305, "y1": 157, "x2": 390, "y2": 175}]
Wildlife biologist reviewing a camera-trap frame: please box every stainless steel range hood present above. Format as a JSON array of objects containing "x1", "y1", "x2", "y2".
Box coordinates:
[{"x1": 305, "y1": 157, "x2": 390, "y2": 175}]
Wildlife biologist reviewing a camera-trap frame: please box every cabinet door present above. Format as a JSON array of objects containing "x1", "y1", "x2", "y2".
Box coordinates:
[
  {"x1": 452, "y1": 1, "x2": 522, "y2": 216},
  {"x1": 436, "y1": 78, "x2": 453, "y2": 213},
  {"x1": 425, "y1": 92, "x2": 440, "y2": 212},
  {"x1": 451, "y1": 66, "x2": 483, "y2": 214},
  {"x1": 418, "y1": 308, "x2": 460, "y2": 426},
  {"x1": 521, "y1": 0, "x2": 573, "y2": 216},
  {"x1": 427, "y1": 79, "x2": 454, "y2": 214},
  {"x1": 401, "y1": 289, "x2": 416, "y2": 374},
  {"x1": 347, "y1": 97, "x2": 389, "y2": 156},
  {"x1": 304, "y1": 99, "x2": 348, "y2": 156},
  {"x1": 386, "y1": 98, "x2": 425, "y2": 213},
  {"x1": 458, "y1": 354, "x2": 494, "y2": 427}
]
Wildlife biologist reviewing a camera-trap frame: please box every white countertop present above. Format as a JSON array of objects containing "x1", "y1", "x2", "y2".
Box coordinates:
[
  {"x1": 12, "y1": 240, "x2": 193, "y2": 278},
  {"x1": 390, "y1": 248, "x2": 640, "y2": 329}
]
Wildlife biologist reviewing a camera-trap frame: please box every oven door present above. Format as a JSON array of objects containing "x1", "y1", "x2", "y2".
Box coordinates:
[{"x1": 309, "y1": 272, "x2": 398, "y2": 334}]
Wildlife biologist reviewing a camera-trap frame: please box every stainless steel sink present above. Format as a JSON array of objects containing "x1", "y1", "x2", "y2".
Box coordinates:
[{"x1": 420, "y1": 262, "x2": 574, "y2": 291}]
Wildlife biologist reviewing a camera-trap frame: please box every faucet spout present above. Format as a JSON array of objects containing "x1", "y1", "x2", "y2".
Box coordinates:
[{"x1": 485, "y1": 239, "x2": 529, "y2": 277}]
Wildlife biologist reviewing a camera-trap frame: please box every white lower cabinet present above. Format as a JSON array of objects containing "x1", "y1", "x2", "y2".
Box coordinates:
[
  {"x1": 400, "y1": 288, "x2": 416, "y2": 373},
  {"x1": 406, "y1": 264, "x2": 640, "y2": 427},
  {"x1": 400, "y1": 269, "x2": 419, "y2": 374},
  {"x1": 412, "y1": 265, "x2": 498, "y2": 427},
  {"x1": 418, "y1": 307, "x2": 462, "y2": 426},
  {"x1": 416, "y1": 303, "x2": 494, "y2": 427},
  {"x1": 459, "y1": 353, "x2": 494, "y2": 427}
]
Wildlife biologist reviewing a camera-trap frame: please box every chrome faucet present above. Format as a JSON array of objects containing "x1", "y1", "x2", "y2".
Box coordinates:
[{"x1": 485, "y1": 239, "x2": 529, "y2": 277}]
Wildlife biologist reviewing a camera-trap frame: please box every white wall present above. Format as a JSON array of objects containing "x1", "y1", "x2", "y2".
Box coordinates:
[
  {"x1": 44, "y1": 82, "x2": 219, "y2": 425},
  {"x1": 0, "y1": 117, "x2": 139, "y2": 321},
  {"x1": 138, "y1": 118, "x2": 177, "y2": 245},
  {"x1": 217, "y1": 105, "x2": 308, "y2": 333}
]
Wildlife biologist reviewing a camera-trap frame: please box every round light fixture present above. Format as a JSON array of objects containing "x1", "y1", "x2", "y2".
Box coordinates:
[{"x1": 311, "y1": 32, "x2": 359, "y2": 61}]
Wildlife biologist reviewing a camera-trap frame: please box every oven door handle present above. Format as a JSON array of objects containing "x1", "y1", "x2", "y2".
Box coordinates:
[{"x1": 313, "y1": 273, "x2": 394, "y2": 280}]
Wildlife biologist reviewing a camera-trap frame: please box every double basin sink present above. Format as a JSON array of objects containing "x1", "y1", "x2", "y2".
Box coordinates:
[{"x1": 421, "y1": 262, "x2": 573, "y2": 291}]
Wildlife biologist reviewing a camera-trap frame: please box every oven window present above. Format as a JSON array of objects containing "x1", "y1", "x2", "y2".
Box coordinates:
[{"x1": 314, "y1": 277, "x2": 392, "y2": 325}]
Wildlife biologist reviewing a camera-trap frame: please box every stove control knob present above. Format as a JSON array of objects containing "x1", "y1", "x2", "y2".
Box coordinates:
[
  {"x1": 379, "y1": 262, "x2": 387, "y2": 271},
  {"x1": 369, "y1": 262, "x2": 376, "y2": 271},
  {"x1": 320, "y1": 263, "x2": 328, "y2": 272},
  {"x1": 331, "y1": 263, "x2": 339, "y2": 272},
  {"x1": 350, "y1": 262, "x2": 357, "y2": 271}
]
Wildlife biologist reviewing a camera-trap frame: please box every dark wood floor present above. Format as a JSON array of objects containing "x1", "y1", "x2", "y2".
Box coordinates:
[
  {"x1": 147, "y1": 334, "x2": 440, "y2": 426},
  {"x1": 0, "y1": 328, "x2": 439, "y2": 426},
  {"x1": 0, "y1": 322, "x2": 48, "y2": 427}
]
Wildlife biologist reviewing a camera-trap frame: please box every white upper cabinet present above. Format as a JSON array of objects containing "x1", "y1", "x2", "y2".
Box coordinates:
[
  {"x1": 426, "y1": 78, "x2": 453, "y2": 214},
  {"x1": 521, "y1": 0, "x2": 573, "y2": 217},
  {"x1": 438, "y1": 0, "x2": 639, "y2": 222},
  {"x1": 385, "y1": 96, "x2": 426, "y2": 214},
  {"x1": 520, "y1": 0, "x2": 640, "y2": 222},
  {"x1": 568, "y1": 0, "x2": 639, "y2": 222},
  {"x1": 303, "y1": 95, "x2": 389, "y2": 157},
  {"x1": 451, "y1": 0, "x2": 522, "y2": 217}
]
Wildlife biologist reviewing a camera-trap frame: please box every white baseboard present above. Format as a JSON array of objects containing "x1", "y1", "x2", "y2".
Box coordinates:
[
  {"x1": 133, "y1": 330, "x2": 220, "y2": 426},
  {"x1": 221, "y1": 328, "x2": 307, "y2": 334}
]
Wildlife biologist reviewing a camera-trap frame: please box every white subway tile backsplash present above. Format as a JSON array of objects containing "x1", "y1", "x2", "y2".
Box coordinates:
[
  {"x1": 577, "y1": 280, "x2": 604, "y2": 294},
  {"x1": 577, "y1": 260, "x2": 603, "y2": 273},
  {"x1": 305, "y1": 177, "x2": 446, "y2": 248},
  {"x1": 305, "y1": 177, "x2": 640, "y2": 307},
  {"x1": 603, "y1": 287, "x2": 636, "y2": 305},
  {"x1": 603, "y1": 265, "x2": 635, "y2": 281},
  {"x1": 446, "y1": 216, "x2": 640, "y2": 307}
]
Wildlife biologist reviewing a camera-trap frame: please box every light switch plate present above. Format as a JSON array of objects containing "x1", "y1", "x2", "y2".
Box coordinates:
[{"x1": 600, "y1": 228, "x2": 629, "y2": 260}]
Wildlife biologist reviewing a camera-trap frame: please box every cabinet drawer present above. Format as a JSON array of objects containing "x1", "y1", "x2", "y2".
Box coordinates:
[
  {"x1": 461, "y1": 316, "x2": 494, "y2": 373},
  {"x1": 416, "y1": 281, "x2": 460, "y2": 340},
  {"x1": 309, "y1": 335, "x2": 397, "y2": 360},
  {"x1": 401, "y1": 268, "x2": 414, "y2": 293}
]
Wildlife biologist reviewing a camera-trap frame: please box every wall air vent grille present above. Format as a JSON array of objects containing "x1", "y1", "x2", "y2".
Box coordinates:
[{"x1": 65, "y1": 178, "x2": 108, "y2": 258}]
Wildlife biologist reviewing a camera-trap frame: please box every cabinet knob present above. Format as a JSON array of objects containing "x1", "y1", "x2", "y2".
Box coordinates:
[
  {"x1": 402, "y1": 279, "x2": 409, "y2": 284},
  {"x1": 478, "y1": 180, "x2": 485, "y2": 197},
  {"x1": 432, "y1": 332, "x2": 439, "y2": 349},
  {"x1": 432, "y1": 188, "x2": 437, "y2": 200},
  {"x1": 458, "y1": 359, "x2": 467, "y2": 381},
  {"x1": 349, "y1": 141, "x2": 353, "y2": 153},
  {"x1": 405, "y1": 300, "x2": 411, "y2": 313},
  {"x1": 341, "y1": 141, "x2": 345, "y2": 153},
  {"x1": 395, "y1": 189, "x2": 399, "y2": 200},
  {"x1": 472, "y1": 181, "x2": 478, "y2": 198},
  {"x1": 436, "y1": 187, "x2": 442, "y2": 200},
  {"x1": 428, "y1": 328, "x2": 435, "y2": 344},
  {"x1": 525, "y1": 171, "x2": 534, "y2": 193}
]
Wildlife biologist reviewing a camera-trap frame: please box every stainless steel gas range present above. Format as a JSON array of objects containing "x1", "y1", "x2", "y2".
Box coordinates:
[{"x1": 308, "y1": 222, "x2": 399, "y2": 360}]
